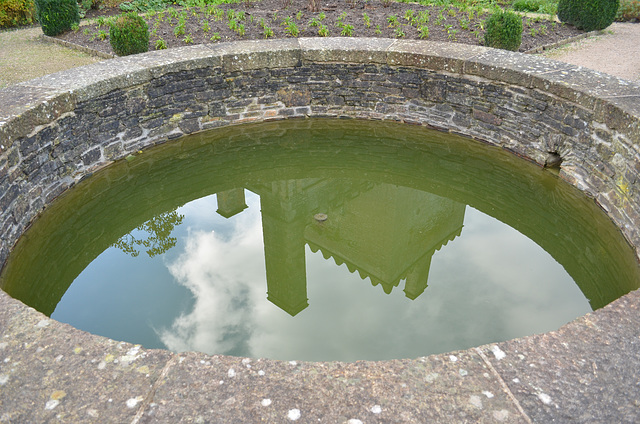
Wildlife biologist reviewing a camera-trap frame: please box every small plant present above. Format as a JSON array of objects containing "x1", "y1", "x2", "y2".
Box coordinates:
[
  {"x1": 202, "y1": 20, "x2": 210, "y2": 32},
  {"x1": 318, "y1": 12, "x2": 326, "y2": 21},
  {"x1": 97, "y1": 29, "x2": 108, "y2": 40},
  {"x1": 318, "y1": 24, "x2": 329, "y2": 36},
  {"x1": 155, "y1": 38, "x2": 167, "y2": 49},
  {"x1": 184, "y1": 33, "x2": 193, "y2": 43},
  {"x1": 213, "y1": 8, "x2": 224, "y2": 21},
  {"x1": 404, "y1": 9, "x2": 415, "y2": 22},
  {"x1": 83, "y1": 28, "x2": 90, "y2": 35},
  {"x1": 416, "y1": 10, "x2": 429, "y2": 24},
  {"x1": 296, "y1": 11, "x2": 303, "y2": 20},
  {"x1": 263, "y1": 25, "x2": 274, "y2": 38},
  {"x1": 236, "y1": 23, "x2": 246, "y2": 36},
  {"x1": 363, "y1": 12, "x2": 371, "y2": 28},
  {"x1": 557, "y1": 0, "x2": 619, "y2": 31},
  {"x1": 418, "y1": 25, "x2": 429, "y2": 39},
  {"x1": 71, "y1": 22, "x2": 79, "y2": 31},
  {"x1": 285, "y1": 22, "x2": 299, "y2": 36},
  {"x1": 174, "y1": 23, "x2": 185, "y2": 37},
  {"x1": 35, "y1": 0, "x2": 80, "y2": 36},
  {"x1": 309, "y1": 17, "x2": 321, "y2": 26},
  {"x1": 484, "y1": 10, "x2": 522, "y2": 51},
  {"x1": 447, "y1": 28, "x2": 458, "y2": 40},
  {"x1": 282, "y1": 15, "x2": 293, "y2": 26},
  {"x1": 374, "y1": 24, "x2": 382, "y2": 34},
  {"x1": 109, "y1": 12, "x2": 149, "y2": 56},
  {"x1": 341, "y1": 24, "x2": 354, "y2": 36},
  {"x1": 210, "y1": 32, "x2": 221, "y2": 41},
  {"x1": 96, "y1": 16, "x2": 107, "y2": 28},
  {"x1": 394, "y1": 26, "x2": 405, "y2": 38},
  {"x1": 387, "y1": 14, "x2": 399, "y2": 27}
]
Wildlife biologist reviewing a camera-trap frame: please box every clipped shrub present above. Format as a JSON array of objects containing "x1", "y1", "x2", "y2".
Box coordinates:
[
  {"x1": 484, "y1": 10, "x2": 523, "y2": 51},
  {"x1": 34, "y1": 0, "x2": 79, "y2": 36},
  {"x1": 557, "y1": 0, "x2": 619, "y2": 31},
  {"x1": 616, "y1": 0, "x2": 640, "y2": 21},
  {"x1": 0, "y1": 0, "x2": 35, "y2": 28},
  {"x1": 109, "y1": 12, "x2": 149, "y2": 56}
]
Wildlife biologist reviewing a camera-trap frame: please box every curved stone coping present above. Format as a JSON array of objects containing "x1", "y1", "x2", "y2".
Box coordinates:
[{"x1": 1, "y1": 38, "x2": 640, "y2": 422}]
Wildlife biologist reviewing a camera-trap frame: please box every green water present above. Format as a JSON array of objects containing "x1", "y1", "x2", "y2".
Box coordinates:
[{"x1": 1, "y1": 119, "x2": 638, "y2": 362}]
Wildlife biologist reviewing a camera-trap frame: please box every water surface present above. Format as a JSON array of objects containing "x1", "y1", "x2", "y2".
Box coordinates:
[{"x1": 2, "y1": 119, "x2": 638, "y2": 361}]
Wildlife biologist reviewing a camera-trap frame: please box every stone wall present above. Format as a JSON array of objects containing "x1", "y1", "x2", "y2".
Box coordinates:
[{"x1": 1, "y1": 38, "x2": 640, "y2": 273}]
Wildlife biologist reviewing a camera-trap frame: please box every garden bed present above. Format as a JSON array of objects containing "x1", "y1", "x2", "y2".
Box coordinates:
[{"x1": 57, "y1": 0, "x2": 585, "y2": 55}]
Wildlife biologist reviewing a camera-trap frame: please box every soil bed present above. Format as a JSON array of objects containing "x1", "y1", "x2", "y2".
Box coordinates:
[{"x1": 60, "y1": 0, "x2": 584, "y2": 55}]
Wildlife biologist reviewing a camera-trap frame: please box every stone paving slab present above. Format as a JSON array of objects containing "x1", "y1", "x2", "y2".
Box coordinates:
[
  {"x1": 478, "y1": 289, "x2": 640, "y2": 424},
  {"x1": 0, "y1": 294, "x2": 173, "y2": 424},
  {"x1": 146, "y1": 350, "x2": 528, "y2": 423}
]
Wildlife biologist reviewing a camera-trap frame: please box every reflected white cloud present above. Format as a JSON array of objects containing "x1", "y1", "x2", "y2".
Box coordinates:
[{"x1": 158, "y1": 197, "x2": 266, "y2": 357}]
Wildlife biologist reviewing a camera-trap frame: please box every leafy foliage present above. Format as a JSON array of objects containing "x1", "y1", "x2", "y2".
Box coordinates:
[
  {"x1": 484, "y1": 9, "x2": 522, "y2": 51},
  {"x1": 35, "y1": 0, "x2": 80, "y2": 36},
  {"x1": 557, "y1": 0, "x2": 619, "y2": 31},
  {"x1": 616, "y1": 0, "x2": 640, "y2": 21},
  {"x1": 110, "y1": 12, "x2": 149, "y2": 56},
  {"x1": 0, "y1": 0, "x2": 35, "y2": 28},
  {"x1": 112, "y1": 210, "x2": 184, "y2": 258}
]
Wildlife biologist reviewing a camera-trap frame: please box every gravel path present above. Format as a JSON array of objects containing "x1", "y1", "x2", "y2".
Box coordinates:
[
  {"x1": 541, "y1": 22, "x2": 640, "y2": 81},
  {"x1": 0, "y1": 21, "x2": 639, "y2": 89}
]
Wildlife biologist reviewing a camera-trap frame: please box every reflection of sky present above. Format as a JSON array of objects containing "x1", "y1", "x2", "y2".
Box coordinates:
[{"x1": 54, "y1": 191, "x2": 590, "y2": 362}]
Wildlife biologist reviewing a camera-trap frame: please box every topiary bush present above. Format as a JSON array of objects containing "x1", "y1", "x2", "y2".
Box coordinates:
[
  {"x1": 0, "y1": 0, "x2": 35, "y2": 28},
  {"x1": 557, "y1": 0, "x2": 619, "y2": 31},
  {"x1": 34, "y1": 0, "x2": 80, "y2": 36},
  {"x1": 484, "y1": 10, "x2": 523, "y2": 52},
  {"x1": 109, "y1": 12, "x2": 149, "y2": 56}
]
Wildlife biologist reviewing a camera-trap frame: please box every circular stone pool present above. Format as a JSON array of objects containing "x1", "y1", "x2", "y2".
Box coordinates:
[
  {"x1": 2, "y1": 119, "x2": 638, "y2": 362},
  {"x1": 1, "y1": 39, "x2": 640, "y2": 422}
]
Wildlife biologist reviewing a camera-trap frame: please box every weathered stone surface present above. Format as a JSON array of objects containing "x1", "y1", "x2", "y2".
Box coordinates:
[
  {"x1": 142, "y1": 350, "x2": 529, "y2": 423},
  {"x1": 479, "y1": 288, "x2": 640, "y2": 424},
  {"x1": 0, "y1": 291, "x2": 173, "y2": 424},
  {"x1": 388, "y1": 39, "x2": 486, "y2": 73},
  {"x1": 300, "y1": 37, "x2": 394, "y2": 64},
  {"x1": 1, "y1": 39, "x2": 640, "y2": 423}
]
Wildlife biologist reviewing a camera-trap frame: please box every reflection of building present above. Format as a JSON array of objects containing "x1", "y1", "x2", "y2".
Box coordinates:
[{"x1": 216, "y1": 180, "x2": 465, "y2": 316}]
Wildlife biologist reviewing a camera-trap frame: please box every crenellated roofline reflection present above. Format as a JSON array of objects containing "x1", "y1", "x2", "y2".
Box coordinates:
[{"x1": 216, "y1": 180, "x2": 465, "y2": 316}]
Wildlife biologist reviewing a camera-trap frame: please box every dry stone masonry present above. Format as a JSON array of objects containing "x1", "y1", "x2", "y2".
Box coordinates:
[{"x1": 1, "y1": 38, "x2": 640, "y2": 422}]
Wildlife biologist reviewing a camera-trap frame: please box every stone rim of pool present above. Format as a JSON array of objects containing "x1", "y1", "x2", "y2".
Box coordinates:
[{"x1": 1, "y1": 38, "x2": 639, "y2": 422}]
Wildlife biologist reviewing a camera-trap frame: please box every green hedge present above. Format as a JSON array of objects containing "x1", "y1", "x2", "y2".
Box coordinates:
[
  {"x1": 110, "y1": 12, "x2": 149, "y2": 56},
  {"x1": 557, "y1": 0, "x2": 619, "y2": 31},
  {"x1": 0, "y1": 0, "x2": 35, "y2": 28},
  {"x1": 484, "y1": 10, "x2": 523, "y2": 52},
  {"x1": 35, "y1": 0, "x2": 80, "y2": 36}
]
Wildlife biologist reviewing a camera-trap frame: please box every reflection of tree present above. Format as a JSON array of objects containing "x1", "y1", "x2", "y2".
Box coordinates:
[{"x1": 113, "y1": 210, "x2": 184, "y2": 258}]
